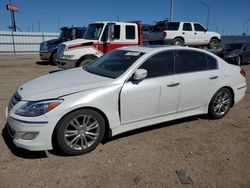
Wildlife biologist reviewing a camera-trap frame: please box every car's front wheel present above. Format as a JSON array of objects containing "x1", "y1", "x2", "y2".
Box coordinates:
[
  {"x1": 208, "y1": 88, "x2": 233, "y2": 119},
  {"x1": 54, "y1": 109, "x2": 106, "y2": 155}
]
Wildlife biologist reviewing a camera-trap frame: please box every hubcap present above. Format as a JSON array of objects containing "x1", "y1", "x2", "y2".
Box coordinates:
[
  {"x1": 213, "y1": 91, "x2": 230, "y2": 116},
  {"x1": 64, "y1": 115, "x2": 100, "y2": 151}
]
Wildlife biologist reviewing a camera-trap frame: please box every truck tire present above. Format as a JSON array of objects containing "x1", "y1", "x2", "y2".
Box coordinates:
[
  {"x1": 173, "y1": 38, "x2": 184, "y2": 46},
  {"x1": 76, "y1": 56, "x2": 97, "y2": 67},
  {"x1": 209, "y1": 38, "x2": 220, "y2": 49},
  {"x1": 50, "y1": 52, "x2": 57, "y2": 65}
]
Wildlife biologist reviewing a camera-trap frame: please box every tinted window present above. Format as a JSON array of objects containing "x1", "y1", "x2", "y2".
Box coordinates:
[
  {"x1": 114, "y1": 25, "x2": 120, "y2": 39},
  {"x1": 126, "y1": 26, "x2": 135, "y2": 39},
  {"x1": 139, "y1": 51, "x2": 175, "y2": 78},
  {"x1": 206, "y1": 54, "x2": 218, "y2": 70},
  {"x1": 183, "y1": 23, "x2": 192, "y2": 31},
  {"x1": 166, "y1": 22, "x2": 180, "y2": 30},
  {"x1": 194, "y1": 24, "x2": 206, "y2": 32},
  {"x1": 176, "y1": 50, "x2": 207, "y2": 73}
]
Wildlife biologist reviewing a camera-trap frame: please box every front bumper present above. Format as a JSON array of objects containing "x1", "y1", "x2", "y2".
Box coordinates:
[
  {"x1": 40, "y1": 52, "x2": 51, "y2": 60},
  {"x1": 6, "y1": 107, "x2": 58, "y2": 151},
  {"x1": 57, "y1": 58, "x2": 77, "y2": 69}
]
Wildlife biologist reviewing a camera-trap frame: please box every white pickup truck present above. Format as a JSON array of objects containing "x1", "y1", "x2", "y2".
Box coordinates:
[
  {"x1": 149, "y1": 21, "x2": 221, "y2": 47},
  {"x1": 57, "y1": 21, "x2": 143, "y2": 69}
]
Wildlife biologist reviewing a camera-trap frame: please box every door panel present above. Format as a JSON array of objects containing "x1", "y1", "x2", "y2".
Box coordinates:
[
  {"x1": 120, "y1": 78, "x2": 161, "y2": 124},
  {"x1": 158, "y1": 75, "x2": 181, "y2": 115},
  {"x1": 178, "y1": 71, "x2": 217, "y2": 111}
]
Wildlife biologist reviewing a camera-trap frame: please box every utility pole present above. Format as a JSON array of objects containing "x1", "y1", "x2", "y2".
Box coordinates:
[
  {"x1": 37, "y1": 19, "x2": 41, "y2": 32},
  {"x1": 200, "y1": 2, "x2": 210, "y2": 29},
  {"x1": 243, "y1": 19, "x2": 250, "y2": 35},
  {"x1": 170, "y1": 0, "x2": 174, "y2": 21}
]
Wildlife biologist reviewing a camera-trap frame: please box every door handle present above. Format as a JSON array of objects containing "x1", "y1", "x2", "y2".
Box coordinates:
[
  {"x1": 182, "y1": 32, "x2": 185, "y2": 34},
  {"x1": 194, "y1": 32, "x2": 197, "y2": 34},
  {"x1": 167, "y1": 83, "x2": 180, "y2": 87},
  {"x1": 209, "y1": 76, "x2": 219, "y2": 80}
]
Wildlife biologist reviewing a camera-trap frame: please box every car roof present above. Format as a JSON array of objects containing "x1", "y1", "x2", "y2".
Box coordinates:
[{"x1": 118, "y1": 45, "x2": 210, "y2": 54}]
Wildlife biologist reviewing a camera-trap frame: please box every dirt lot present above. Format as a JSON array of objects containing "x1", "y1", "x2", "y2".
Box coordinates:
[{"x1": 0, "y1": 55, "x2": 249, "y2": 188}]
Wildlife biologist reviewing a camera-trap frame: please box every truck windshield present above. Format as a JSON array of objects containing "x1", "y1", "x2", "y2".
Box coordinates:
[
  {"x1": 84, "y1": 23, "x2": 104, "y2": 40},
  {"x1": 85, "y1": 50, "x2": 145, "y2": 79},
  {"x1": 59, "y1": 29, "x2": 70, "y2": 40}
]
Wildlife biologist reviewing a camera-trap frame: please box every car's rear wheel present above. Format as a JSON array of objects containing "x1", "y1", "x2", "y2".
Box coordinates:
[
  {"x1": 54, "y1": 109, "x2": 106, "y2": 155},
  {"x1": 208, "y1": 88, "x2": 232, "y2": 119},
  {"x1": 173, "y1": 38, "x2": 184, "y2": 46}
]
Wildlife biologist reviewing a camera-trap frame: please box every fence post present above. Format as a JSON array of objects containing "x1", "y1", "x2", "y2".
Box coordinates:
[
  {"x1": 42, "y1": 33, "x2": 44, "y2": 42},
  {"x1": 11, "y1": 30, "x2": 16, "y2": 54}
]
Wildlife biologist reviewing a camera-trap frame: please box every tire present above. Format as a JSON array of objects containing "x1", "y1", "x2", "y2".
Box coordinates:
[
  {"x1": 209, "y1": 38, "x2": 220, "y2": 49},
  {"x1": 173, "y1": 38, "x2": 184, "y2": 46},
  {"x1": 77, "y1": 58, "x2": 95, "y2": 67},
  {"x1": 208, "y1": 88, "x2": 232, "y2": 119},
  {"x1": 50, "y1": 52, "x2": 57, "y2": 65},
  {"x1": 236, "y1": 56, "x2": 242, "y2": 66},
  {"x1": 54, "y1": 109, "x2": 106, "y2": 156}
]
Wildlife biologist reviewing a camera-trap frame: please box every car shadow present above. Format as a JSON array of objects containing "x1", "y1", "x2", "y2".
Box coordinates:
[
  {"x1": 2, "y1": 124, "x2": 48, "y2": 159},
  {"x1": 2, "y1": 115, "x2": 207, "y2": 158},
  {"x1": 102, "y1": 115, "x2": 207, "y2": 144},
  {"x1": 35, "y1": 61, "x2": 56, "y2": 66}
]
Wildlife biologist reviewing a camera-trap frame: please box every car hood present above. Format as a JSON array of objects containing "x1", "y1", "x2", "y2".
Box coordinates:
[
  {"x1": 44, "y1": 38, "x2": 64, "y2": 45},
  {"x1": 62, "y1": 38, "x2": 95, "y2": 46},
  {"x1": 17, "y1": 68, "x2": 114, "y2": 101}
]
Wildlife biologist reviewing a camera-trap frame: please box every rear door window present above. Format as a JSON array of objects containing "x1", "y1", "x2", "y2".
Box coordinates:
[
  {"x1": 176, "y1": 50, "x2": 207, "y2": 73},
  {"x1": 126, "y1": 26, "x2": 136, "y2": 39},
  {"x1": 183, "y1": 23, "x2": 192, "y2": 31},
  {"x1": 166, "y1": 22, "x2": 180, "y2": 30}
]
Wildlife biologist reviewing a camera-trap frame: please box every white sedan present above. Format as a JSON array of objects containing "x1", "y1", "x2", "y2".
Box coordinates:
[{"x1": 6, "y1": 46, "x2": 246, "y2": 155}]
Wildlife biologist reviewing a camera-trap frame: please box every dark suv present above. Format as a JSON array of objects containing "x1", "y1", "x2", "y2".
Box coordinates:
[
  {"x1": 40, "y1": 27, "x2": 86, "y2": 64},
  {"x1": 224, "y1": 42, "x2": 250, "y2": 65}
]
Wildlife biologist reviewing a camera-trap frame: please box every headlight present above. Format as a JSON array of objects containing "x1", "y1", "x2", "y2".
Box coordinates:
[
  {"x1": 15, "y1": 99, "x2": 63, "y2": 117},
  {"x1": 63, "y1": 55, "x2": 74, "y2": 59}
]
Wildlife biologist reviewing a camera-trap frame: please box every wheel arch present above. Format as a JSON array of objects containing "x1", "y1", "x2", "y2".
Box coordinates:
[
  {"x1": 51, "y1": 106, "x2": 111, "y2": 149},
  {"x1": 76, "y1": 54, "x2": 98, "y2": 67},
  {"x1": 209, "y1": 36, "x2": 220, "y2": 43},
  {"x1": 49, "y1": 49, "x2": 57, "y2": 61},
  {"x1": 210, "y1": 86, "x2": 235, "y2": 108},
  {"x1": 173, "y1": 36, "x2": 185, "y2": 44}
]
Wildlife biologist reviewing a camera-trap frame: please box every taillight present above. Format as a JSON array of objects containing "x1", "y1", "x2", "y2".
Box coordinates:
[
  {"x1": 66, "y1": 43, "x2": 83, "y2": 50},
  {"x1": 163, "y1": 31, "x2": 167, "y2": 38},
  {"x1": 240, "y1": 69, "x2": 246, "y2": 78}
]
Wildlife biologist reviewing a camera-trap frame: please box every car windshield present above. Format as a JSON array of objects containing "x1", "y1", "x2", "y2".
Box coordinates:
[
  {"x1": 85, "y1": 50, "x2": 145, "y2": 79},
  {"x1": 225, "y1": 43, "x2": 244, "y2": 50},
  {"x1": 83, "y1": 23, "x2": 104, "y2": 40}
]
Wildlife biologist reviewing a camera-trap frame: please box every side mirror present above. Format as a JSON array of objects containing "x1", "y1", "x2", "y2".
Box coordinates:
[
  {"x1": 108, "y1": 24, "x2": 115, "y2": 42},
  {"x1": 133, "y1": 69, "x2": 147, "y2": 81}
]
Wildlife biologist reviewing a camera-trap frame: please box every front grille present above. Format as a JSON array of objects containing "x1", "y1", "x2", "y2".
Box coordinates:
[
  {"x1": 8, "y1": 92, "x2": 22, "y2": 111},
  {"x1": 57, "y1": 44, "x2": 66, "y2": 59}
]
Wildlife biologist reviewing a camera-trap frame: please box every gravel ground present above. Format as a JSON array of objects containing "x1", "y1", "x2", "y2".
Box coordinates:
[{"x1": 0, "y1": 55, "x2": 249, "y2": 188}]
